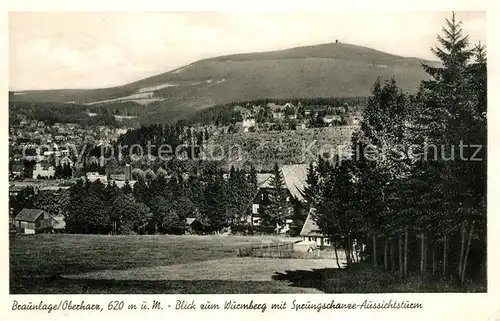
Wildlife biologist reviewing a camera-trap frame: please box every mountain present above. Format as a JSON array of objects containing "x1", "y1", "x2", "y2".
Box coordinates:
[{"x1": 10, "y1": 42, "x2": 437, "y2": 123}]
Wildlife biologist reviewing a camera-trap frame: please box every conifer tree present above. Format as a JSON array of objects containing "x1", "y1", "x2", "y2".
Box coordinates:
[
  {"x1": 414, "y1": 12, "x2": 484, "y2": 279},
  {"x1": 303, "y1": 162, "x2": 320, "y2": 208},
  {"x1": 261, "y1": 163, "x2": 288, "y2": 232},
  {"x1": 314, "y1": 160, "x2": 357, "y2": 266},
  {"x1": 133, "y1": 177, "x2": 149, "y2": 204},
  {"x1": 248, "y1": 164, "x2": 258, "y2": 192}
]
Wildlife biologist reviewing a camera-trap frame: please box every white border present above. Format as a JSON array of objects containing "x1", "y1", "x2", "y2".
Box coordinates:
[{"x1": 1, "y1": 1, "x2": 498, "y2": 321}]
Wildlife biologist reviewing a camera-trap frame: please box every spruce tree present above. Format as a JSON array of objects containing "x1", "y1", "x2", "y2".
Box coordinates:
[
  {"x1": 248, "y1": 164, "x2": 258, "y2": 192},
  {"x1": 303, "y1": 162, "x2": 319, "y2": 208},
  {"x1": 412, "y1": 12, "x2": 485, "y2": 279},
  {"x1": 314, "y1": 160, "x2": 357, "y2": 265},
  {"x1": 261, "y1": 163, "x2": 288, "y2": 232},
  {"x1": 133, "y1": 177, "x2": 149, "y2": 204},
  {"x1": 422, "y1": 12, "x2": 473, "y2": 84}
]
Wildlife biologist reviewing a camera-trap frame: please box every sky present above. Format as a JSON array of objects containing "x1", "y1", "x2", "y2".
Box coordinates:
[{"x1": 9, "y1": 11, "x2": 486, "y2": 91}]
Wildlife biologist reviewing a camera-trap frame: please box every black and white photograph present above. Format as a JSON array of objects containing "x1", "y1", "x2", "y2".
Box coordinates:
[{"x1": 8, "y1": 11, "x2": 488, "y2": 296}]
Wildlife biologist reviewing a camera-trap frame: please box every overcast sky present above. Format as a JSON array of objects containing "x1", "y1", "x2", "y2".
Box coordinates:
[{"x1": 9, "y1": 11, "x2": 486, "y2": 91}]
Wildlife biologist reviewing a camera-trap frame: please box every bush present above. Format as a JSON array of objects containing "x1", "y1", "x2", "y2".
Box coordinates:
[
  {"x1": 253, "y1": 225, "x2": 276, "y2": 234},
  {"x1": 231, "y1": 224, "x2": 252, "y2": 235}
]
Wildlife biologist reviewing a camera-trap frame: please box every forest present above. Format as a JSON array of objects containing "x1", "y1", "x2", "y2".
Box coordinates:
[{"x1": 304, "y1": 13, "x2": 486, "y2": 283}]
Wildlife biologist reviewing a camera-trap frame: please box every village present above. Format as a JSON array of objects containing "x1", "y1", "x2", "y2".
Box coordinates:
[
  {"x1": 8, "y1": 99, "x2": 365, "y2": 248},
  {"x1": 9, "y1": 142, "x2": 331, "y2": 248}
]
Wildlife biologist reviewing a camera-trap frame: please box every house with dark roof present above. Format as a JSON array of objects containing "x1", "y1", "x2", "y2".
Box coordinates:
[
  {"x1": 250, "y1": 173, "x2": 290, "y2": 227},
  {"x1": 299, "y1": 209, "x2": 332, "y2": 247},
  {"x1": 185, "y1": 217, "x2": 208, "y2": 234},
  {"x1": 14, "y1": 208, "x2": 65, "y2": 234},
  {"x1": 250, "y1": 164, "x2": 308, "y2": 231}
]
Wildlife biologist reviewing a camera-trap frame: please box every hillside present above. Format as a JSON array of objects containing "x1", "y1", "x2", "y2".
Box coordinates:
[
  {"x1": 205, "y1": 126, "x2": 358, "y2": 171},
  {"x1": 10, "y1": 42, "x2": 437, "y2": 124}
]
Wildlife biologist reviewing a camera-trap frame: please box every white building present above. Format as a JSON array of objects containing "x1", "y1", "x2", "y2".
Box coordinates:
[
  {"x1": 86, "y1": 172, "x2": 108, "y2": 183},
  {"x1": 242, "y1": 118, "x2": 256, "y2": 132},
  {"x1": 33, "y1": 164, "x2": 55, "y2": 179},
  {"x1": 300, "y1": 209, "x2": 332, "y2": 247}
]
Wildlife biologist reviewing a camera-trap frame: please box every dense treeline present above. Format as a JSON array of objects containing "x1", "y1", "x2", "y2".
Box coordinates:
[
  {"x1": 101, "y1": 122, "x2": 198, "y2": 167},
  {"x1": 8, "y1": 101, "x2": 145, "y2": 128},
  {"x1": 62, "y1": 163, "x2": 301, "y2": 235},
  {"x1": 307, "y1": 13, "x2": 486, "y2": 283},
  {"x1": 9, "y1": 102, "x2": 119, "y2": 127}
]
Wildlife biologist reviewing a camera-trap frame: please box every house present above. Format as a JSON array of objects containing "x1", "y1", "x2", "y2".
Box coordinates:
[
  {"x1": 14, "y1": 208, "x2": 65, "y2": 234},
  {"x1": 112, "y1": 180, "x2": 137, "y2": 189},
  {"x1": 59, "y1": 156, "x2": 74, "y2": 167},
  {"x1": 110, "y1": 173, "x2": 126, "y2": 181},
  {"x1": 322, "y1": 115, "x2": 342, "y2": 125},
  {"x1": 32, "y1": 163, "x2": 55, "y2": 179},
  {"x1": 39, "y1": 185, "x2": 72, "y2": 192},
  {"x1": 86, "y1": 172, "x2": 107, "y2": 183},
  {"x1": 185, "y1": 217, "x2": 207, "y2": 234},
  {"x1": 299, "y1": 209, "x2": 332, "y2": 247},
  {"x1": 242, "y1": 118, "x2": 256, "y2": 132},
  {"x1": 250, "y1": 164, "x2": 308, "y2": 230},
  {"x1": 272, "y1": 112, "x2": 285, "y2": 120}
]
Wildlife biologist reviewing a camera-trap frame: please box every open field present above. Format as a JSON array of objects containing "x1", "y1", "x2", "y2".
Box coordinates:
[
  {"x1": 10, "y1": 234, "x2": 485, "y2": 294},
  {"x1": 9, "y1": 234, "x2": 325, "y2": 294},
  {"x1": 63, "y1": 257, "x2": 339, "y2": 282}
]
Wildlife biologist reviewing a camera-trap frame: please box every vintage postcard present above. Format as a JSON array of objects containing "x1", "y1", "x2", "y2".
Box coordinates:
[{"x1": 2, "y1": 3, "x2": 498, "y2": 321}]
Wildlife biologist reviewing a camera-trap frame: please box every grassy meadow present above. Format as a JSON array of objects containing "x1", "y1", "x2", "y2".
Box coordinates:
[
  {"x1": 10, "y1": 234, "x2": 485, "y2": 294},
  {"x1": 9, "y1": 234, "x2": 311, "y2": 294}
]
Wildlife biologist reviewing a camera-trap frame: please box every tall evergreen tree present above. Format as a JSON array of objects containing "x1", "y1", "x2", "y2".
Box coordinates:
[
  {"x1": 261, "y1": 163, "x2": 289, "y2": 232},
  {"x1": 314, "y1": 160, "x2": 358, "y2": 266},
  {"x1": 302, "y1": 162, "x2": 319, "y2": 208},
  {"x1": 413, "y1": 12, "x2": 485, "y2": 279},
  {"x1": 248, "y1": 164, "x2": 258, "y2": 192},
  {"x1": 132, "y1": 177, "x2": 149, "y2": 204}
]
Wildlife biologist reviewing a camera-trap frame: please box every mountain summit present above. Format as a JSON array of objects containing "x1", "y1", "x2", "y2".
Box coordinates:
[{"x1": 10, "y1": 42, "x2": 436, "y2": 122}]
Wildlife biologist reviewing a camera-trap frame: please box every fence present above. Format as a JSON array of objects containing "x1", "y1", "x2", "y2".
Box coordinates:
[
  {"x1": 237, "y1": 242, "x2": 348, "y2": 260},
  {"x1": 237, "y1": 242, "x2": 294, "y2": 257}
]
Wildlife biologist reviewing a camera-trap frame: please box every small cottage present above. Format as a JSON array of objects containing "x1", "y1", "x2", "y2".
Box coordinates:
[
  {"x1": 299, "y1": 210, "x2": 332, "y2": 247},
  {"x1": 14, "y1": 208, "x2": 64, "y2": 234},
  {"x1": 185, "y1": 218, "x2": 207, "y2": 234}
]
